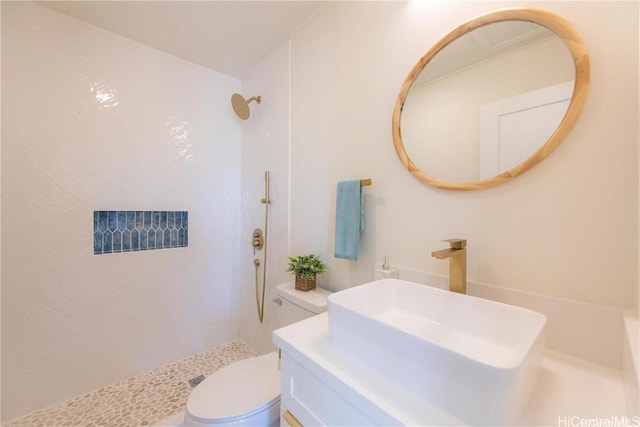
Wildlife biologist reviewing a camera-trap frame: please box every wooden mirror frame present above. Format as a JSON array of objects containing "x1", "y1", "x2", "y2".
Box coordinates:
[{"x1": 392, "y1": 8, "x2": 590, "y2": 191}]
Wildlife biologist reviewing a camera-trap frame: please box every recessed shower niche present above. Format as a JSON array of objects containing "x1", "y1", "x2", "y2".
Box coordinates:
[{"x1": 93, "y1": 210, "x2": 188, "y2": 254}]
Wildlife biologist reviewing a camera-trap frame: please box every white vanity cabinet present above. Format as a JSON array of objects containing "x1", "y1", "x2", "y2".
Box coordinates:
[
  {"x1": 278, "y1": 351, "x2": 381, "y2": 426},
  {"x1": 273, "y1": 313, "x2": 465, "y2": 427}
]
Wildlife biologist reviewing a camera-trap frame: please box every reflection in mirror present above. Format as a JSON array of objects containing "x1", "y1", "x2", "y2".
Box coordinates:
[
  {"x1": 392, "y1": 9, "x2": 589, "y2": 190},
  {"x1": 401, "y1": 22, "x2": 574, "y2": 183}
]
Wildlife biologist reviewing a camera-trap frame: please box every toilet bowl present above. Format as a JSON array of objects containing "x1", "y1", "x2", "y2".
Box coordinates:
[
  {"x1": 183, "y1": 282, "x2": 331, "y2": 427},
  {"x1": 183, "y1": 352, "x2": 280, "y2": 427}
]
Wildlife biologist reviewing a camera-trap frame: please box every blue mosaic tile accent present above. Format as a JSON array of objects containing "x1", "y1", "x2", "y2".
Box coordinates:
[{"x1": 93, "y1": 211, "x2": 188, "y2": 255}]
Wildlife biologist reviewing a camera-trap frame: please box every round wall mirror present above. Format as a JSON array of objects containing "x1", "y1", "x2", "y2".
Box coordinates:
[{"x1": 392, "y1": 8, "x2": 589, "y2": 190}]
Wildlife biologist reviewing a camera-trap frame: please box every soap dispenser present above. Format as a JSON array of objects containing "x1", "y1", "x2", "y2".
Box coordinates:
[{"x1": 374, "y1": 256, "x2": 399, "y2": 280}]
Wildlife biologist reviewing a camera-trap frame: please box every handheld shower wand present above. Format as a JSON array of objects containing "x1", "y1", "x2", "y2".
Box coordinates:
[{"x1": 253, "y1": 171, "x2": 270, "y2": 323}]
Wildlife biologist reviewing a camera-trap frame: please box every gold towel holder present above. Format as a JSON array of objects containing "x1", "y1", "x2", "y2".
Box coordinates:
[{"x1": 360, "y1": 179, "x2": 372, "y2": 186}]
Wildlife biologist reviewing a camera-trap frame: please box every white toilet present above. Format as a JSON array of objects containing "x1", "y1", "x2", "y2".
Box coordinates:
[{"x1": 183, "y1": 282, "x2": 332, "y2": 427}]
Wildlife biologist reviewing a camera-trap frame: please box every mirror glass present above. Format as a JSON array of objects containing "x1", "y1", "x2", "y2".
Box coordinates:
[{"x1": 392, "y1": 9, "x2": 589, "y2": 190}]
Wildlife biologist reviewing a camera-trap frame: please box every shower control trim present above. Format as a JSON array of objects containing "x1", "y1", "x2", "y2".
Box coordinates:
[{"x1": 252, "y1": 228, "x2": 264, "y2": 254}]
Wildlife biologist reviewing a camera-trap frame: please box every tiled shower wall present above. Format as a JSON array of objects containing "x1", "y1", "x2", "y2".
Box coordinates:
[
  {"x1": 236, "y1": 40, "x2": 292, "y2": 354},
  {"x1": 2, "y1": 2, "x2": 241, "y2": 421}
]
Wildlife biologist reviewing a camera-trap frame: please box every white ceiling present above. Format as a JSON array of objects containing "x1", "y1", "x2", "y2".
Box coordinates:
[{"x1": 38, "y1": 1, "x2": 325, "y2": 79}]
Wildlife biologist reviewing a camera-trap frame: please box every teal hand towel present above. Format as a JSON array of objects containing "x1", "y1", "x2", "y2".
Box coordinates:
[{"x1": 334, "y1": 180, "x2": 363, "y2": 261}]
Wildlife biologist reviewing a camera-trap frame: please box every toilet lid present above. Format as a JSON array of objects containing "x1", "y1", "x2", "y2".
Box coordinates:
[{"x1": 186, "y1": 352, "x2": 280, "y2": 423}]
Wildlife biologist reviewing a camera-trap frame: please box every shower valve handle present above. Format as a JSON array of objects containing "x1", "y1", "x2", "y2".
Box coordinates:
[{"x1": 252, "y1": 228, "x2": 264, "y2": 255}]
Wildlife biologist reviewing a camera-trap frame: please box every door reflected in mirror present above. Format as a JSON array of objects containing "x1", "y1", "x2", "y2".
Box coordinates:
[{"x1": 392, "y1": 9, "x2": 589, "y2": 190}]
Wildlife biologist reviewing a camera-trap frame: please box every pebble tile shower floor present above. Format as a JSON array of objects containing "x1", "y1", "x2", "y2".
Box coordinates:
[{"x1": 4, "y1": 340, "x2": 257, "y2": 427}]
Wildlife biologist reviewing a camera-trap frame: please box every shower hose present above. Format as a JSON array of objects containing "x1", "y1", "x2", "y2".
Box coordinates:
[{"x1": 254, "y1": 171, "x2": 270, "y2": 324}]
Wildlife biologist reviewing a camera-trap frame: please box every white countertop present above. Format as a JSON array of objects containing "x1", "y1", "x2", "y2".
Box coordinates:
[{"x1": 273, "y1": 313, "x2": 628, "y2": 426}]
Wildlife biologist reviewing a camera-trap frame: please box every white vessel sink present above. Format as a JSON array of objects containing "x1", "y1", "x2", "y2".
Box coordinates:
[{"x1": 327, "y1": 278, "x2": 546, "y2": 425}]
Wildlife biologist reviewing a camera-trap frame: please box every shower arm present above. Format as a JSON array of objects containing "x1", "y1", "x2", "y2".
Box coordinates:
[{"x1": 247, "y1": 96, "x2": 262, "y2": 105}]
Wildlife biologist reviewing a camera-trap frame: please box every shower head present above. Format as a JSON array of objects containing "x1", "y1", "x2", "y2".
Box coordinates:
[{"x1": 231, "y1": 93, "x2": 261, "y2": 120}]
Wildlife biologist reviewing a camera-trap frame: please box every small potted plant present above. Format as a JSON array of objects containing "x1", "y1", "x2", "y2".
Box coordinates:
[{"x1": 286, "y1": 254, "x2": 327, "y2": 292}]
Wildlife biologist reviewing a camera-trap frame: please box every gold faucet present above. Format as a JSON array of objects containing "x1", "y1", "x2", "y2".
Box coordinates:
[{"x1": 431, "y1": 239, "x2": 467, "y2": 294}]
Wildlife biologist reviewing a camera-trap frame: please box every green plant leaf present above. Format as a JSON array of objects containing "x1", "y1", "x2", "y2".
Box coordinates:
[{"x1": 286, "y1": 254, "x2": 327, "y2": 279}]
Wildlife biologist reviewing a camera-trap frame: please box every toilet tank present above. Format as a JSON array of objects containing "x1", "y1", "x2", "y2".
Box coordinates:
[{"x1": 274, "y1": 282, "x2": 332, "y2": 329}]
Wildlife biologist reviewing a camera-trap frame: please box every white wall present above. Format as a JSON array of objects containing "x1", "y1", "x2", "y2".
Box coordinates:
[
  {"x1": 236, "y1": 40, "x2": 291, "y2": 354},
  {"x1": 1, "y1": 2, "x2": 241, "y2": 421},
  {"x1": 290, "y1": 1, "x2": 638, "y2": 309}
]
